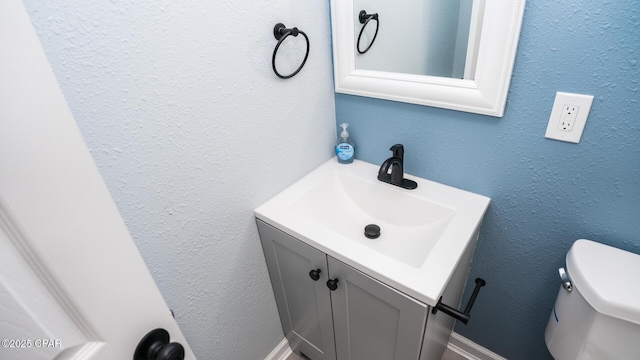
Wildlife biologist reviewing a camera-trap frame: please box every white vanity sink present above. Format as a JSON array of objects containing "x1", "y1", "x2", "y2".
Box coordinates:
[
  {"x1": 255, "y1": 159, "x2": 490, "y2": 306},
  {"x1": 286, "y1": 168, "x2": 456, "y2": 268}
]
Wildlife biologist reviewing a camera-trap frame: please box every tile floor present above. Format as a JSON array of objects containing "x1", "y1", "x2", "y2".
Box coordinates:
[{"x1": 285, "y1": 348, "x2": 467, "y2": 360}]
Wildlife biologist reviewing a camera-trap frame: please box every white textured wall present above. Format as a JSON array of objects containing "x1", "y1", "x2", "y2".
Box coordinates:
[{"x1": 24, "y1": 1, "x2": 336, "y2": 358}]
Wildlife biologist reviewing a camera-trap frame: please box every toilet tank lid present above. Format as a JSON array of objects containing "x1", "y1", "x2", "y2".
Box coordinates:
[{"x1": 566, "y1": 239, "x2": 640, "y2": 325}]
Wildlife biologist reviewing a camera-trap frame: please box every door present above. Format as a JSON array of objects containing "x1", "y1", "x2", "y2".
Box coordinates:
[
  {"x1": 328, "y1": 256, "x2": 428, "y2": 360},
  {"x1": 256, "y1": 221, "x2": 337, "y2": 360},
  {"x1": 0, "y1": 1, "x2": 196, "y2": 359}
]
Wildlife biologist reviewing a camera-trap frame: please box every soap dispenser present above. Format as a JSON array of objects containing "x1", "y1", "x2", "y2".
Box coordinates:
[{"x1": 335, "y1": 123, "x2": 355, "y2": 164}]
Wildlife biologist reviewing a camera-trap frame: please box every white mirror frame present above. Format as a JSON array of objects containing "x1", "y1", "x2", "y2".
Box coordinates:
[{"x1": 330, "y1": 0, "x2": 526, "y2": 117}]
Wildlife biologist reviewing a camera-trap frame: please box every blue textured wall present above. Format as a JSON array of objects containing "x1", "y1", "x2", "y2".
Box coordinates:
[{"x1": 335, "y1": 1, "x2": 640, "y2": 359}]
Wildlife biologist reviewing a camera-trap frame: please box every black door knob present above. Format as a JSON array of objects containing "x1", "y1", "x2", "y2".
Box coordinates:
[
  {"x1": 309, "y1": 269, "x2": 322, "y2": 281},
  {"x1": 326, "y1": 278, "x2": 339, "y2": 291},
  {"x1": 134, "y1": 328, "x2": 185, "y2": 360}
]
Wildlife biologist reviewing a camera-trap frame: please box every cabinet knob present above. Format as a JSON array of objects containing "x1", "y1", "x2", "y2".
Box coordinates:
[
  {"x1": 309, "y1": 269, "x2": 322, "y2": 281},
  {"x1": 326, "y1": 278, "x2": 339, "y2": 291}
]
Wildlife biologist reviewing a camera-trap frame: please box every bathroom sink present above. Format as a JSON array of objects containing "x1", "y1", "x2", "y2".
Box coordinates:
[
  {"x1": 286, "y1": 170, "x2": 455, "y2": 268},
  {"x1": 255, "y1": 159, "x2": 490, "y2": 306}
]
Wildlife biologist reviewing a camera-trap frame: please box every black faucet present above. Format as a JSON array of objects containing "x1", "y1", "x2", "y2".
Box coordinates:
[{"x1": 377, "y1": 144, "x2": 418, "y2": 190}]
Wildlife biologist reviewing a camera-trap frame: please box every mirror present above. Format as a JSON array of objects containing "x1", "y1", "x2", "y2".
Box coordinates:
[
  {"x1": 355, "y1": 0, "x2": 481, "y2": 79},
  {"x1": 330, "y1": 0, "x2": 526, "y2": 117}
]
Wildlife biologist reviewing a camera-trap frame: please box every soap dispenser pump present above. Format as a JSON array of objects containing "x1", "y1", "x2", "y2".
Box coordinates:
[{"x1": 335, "y1": 123, "x2": 355, "y2": 164}]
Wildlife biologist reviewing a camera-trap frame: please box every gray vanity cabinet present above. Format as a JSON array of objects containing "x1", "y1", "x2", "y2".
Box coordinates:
[
  {"x1": 257, "y1": 220, "x2": 429, "y2": 360},
  {"x1": 257, "y1": 220, "x2": 337, "y2": 360},
  {"x1": 328, "y1": 256, "x2": 428, "y2": 360}
]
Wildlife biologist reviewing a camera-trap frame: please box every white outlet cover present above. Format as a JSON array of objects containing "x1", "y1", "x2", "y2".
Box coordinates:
[{"x1": 545, "y1": 92, "x2": 594, "y2": 143}]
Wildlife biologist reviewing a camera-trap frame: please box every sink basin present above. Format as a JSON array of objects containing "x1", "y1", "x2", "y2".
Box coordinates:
[
  {"x1": 255, "y1": 159, "x2": 490, "y2": 305},
  {"x1": 287, "y1": 171, "x2": 456, "y2": 267}
]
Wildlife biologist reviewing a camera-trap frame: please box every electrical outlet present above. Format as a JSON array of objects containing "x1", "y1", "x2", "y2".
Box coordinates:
[
  {"x1": 558, "y1": 105, "x2": 578, "y2": 132},
  {"x1": 545, "y1": 92, "x2": 594, "y2": 143}
]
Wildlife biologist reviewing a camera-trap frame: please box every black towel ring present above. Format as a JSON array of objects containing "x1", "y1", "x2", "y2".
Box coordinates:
[
  {"x1": 357, "y1": 10, "x2": 379, "y2": 54},
  {"x1": 272, "y1": 23, "x2": 310, "y2": 79}
]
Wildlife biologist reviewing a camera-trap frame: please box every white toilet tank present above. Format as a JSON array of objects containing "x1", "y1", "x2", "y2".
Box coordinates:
[{"x1": 545, "y1": 239, "x2": 640, "y2": 360}]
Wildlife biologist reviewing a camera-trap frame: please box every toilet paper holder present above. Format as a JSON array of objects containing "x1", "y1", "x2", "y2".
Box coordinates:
[{"x1": 432, "y1": 278, "x2": 486, "y2": 325}]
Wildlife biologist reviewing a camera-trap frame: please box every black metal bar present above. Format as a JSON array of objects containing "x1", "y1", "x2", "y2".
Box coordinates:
[
  {"x1": 463, "y1": 278, "x2": 486, "y2": 314},
  {"x1": 434, "y1": 301, "x2": 471, "y2": 324},
  {"x1": 431, "y1": 278, "x2": 486, "y2": 325}
]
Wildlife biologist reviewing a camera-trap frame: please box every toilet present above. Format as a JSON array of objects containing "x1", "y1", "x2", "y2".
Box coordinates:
[{"x1": 545, "y1": 239, "x2": 640, "y2": 360}]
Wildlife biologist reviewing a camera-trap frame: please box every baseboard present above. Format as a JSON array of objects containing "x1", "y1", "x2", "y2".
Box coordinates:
[
  {"x1": 264, "y1": 338, "x2": 292, "y2": 360},
  {"x1": 265, "y1": 333, "x2": 506, "y2": 360},
  {"x1": 448, "y1": 332, "x2": 508, "y2": 360}
]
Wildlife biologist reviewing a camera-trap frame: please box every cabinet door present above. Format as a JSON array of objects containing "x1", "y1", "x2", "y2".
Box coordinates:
[
  {"x1": 257, "y1": 220, "x2": 337, "y2": 360},
  {"x1": 328, "y1": 256, "x2": 428, "y2": 360}
]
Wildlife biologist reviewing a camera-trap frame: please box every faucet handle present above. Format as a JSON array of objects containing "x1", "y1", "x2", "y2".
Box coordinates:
[{"x1": 389, "y1": 144, "x2": 404, "y2": 158}]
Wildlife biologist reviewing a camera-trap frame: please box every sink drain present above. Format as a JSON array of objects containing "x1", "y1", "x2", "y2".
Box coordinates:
[{"x1": 364, "y1": 224, "x2": 380, "y2": 239}]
